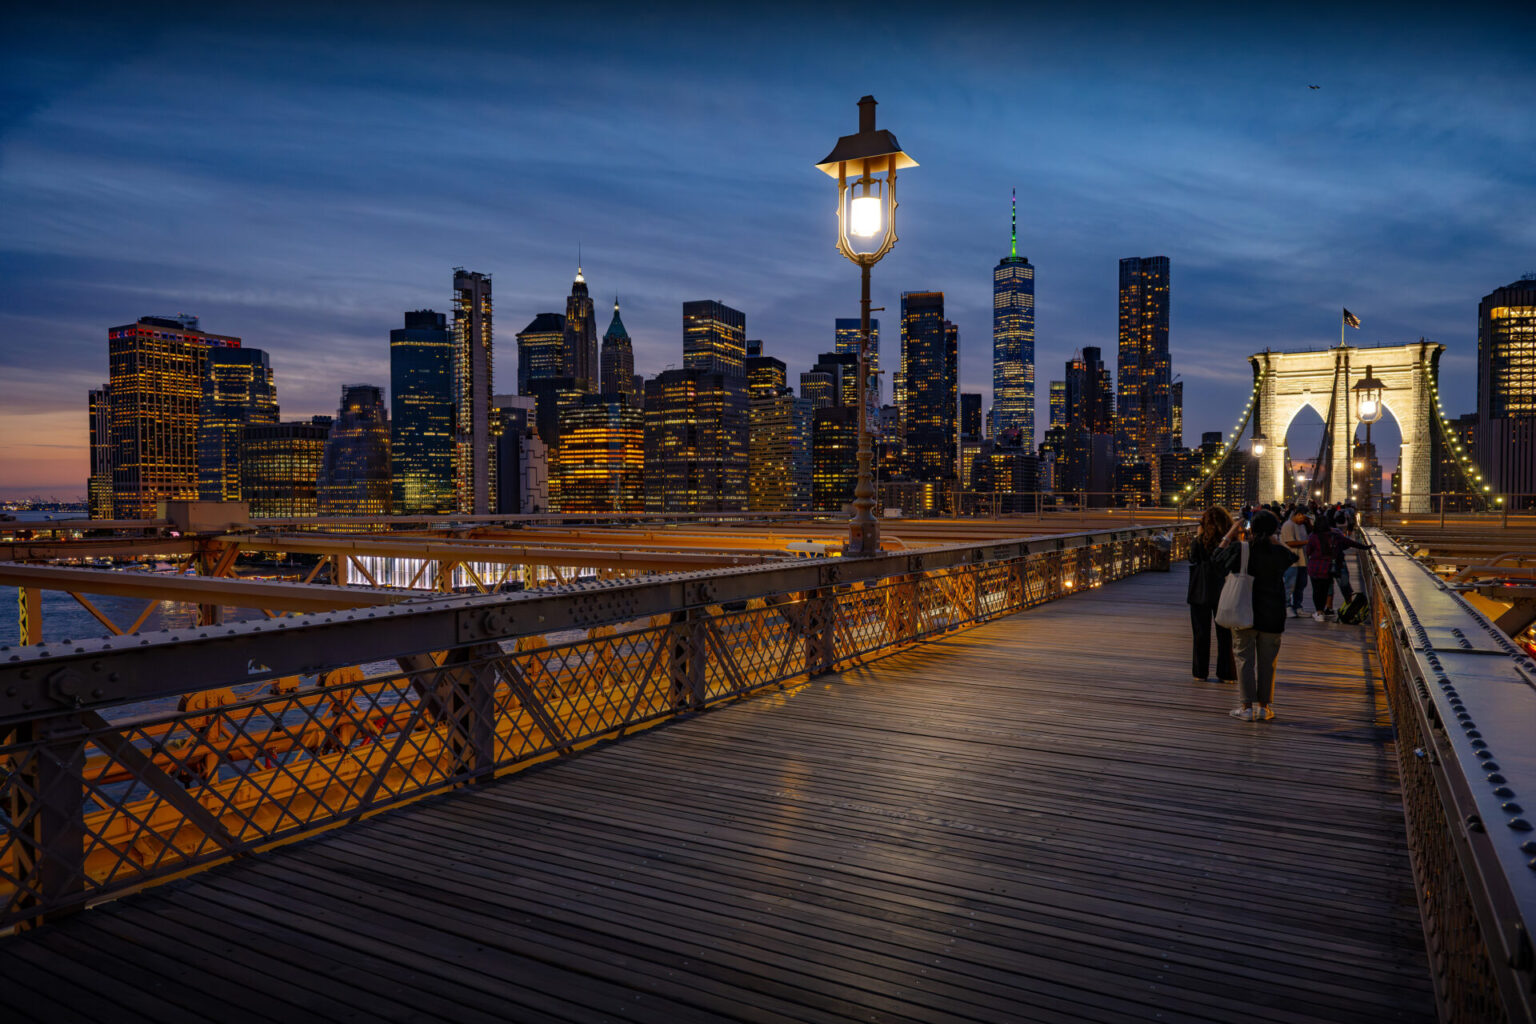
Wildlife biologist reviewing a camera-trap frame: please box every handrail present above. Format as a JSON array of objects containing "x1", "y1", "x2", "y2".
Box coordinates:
[
  {"x1": 1362, "y1": 528, "x2": 1536, "y2": 1024},
  {"x1": 0, "y1": 524, "x2": 1191, "y2": 929}
]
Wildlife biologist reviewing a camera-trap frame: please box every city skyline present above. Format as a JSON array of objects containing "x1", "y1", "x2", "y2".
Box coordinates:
[{"x1": 3, "y1": 3, "x2": 1534, "y2": 496}]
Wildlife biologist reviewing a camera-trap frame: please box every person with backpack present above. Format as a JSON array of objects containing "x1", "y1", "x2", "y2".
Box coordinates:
[
  {"x1": 1187, "y1": 506, "x2": 1236, "y2": 683},
  {"x1": 1214, "y1": 509, "x2": 1293, "y2": 722},
  {"x1": 1314, "y1": 513, "x2": 1369, "y2": 621}
]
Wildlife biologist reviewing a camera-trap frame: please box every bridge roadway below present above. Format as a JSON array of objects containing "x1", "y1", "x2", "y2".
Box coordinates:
[{"x1": 0, "y1": 567, "x2": 1433, "y2": 1023}]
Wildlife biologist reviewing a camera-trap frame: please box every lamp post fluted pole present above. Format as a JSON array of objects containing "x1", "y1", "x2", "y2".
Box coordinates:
[{"x1": 851, "y1": 263, "x2": 877, "y2": 554}]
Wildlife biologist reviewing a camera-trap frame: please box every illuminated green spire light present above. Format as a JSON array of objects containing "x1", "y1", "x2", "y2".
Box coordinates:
[{"x1": 1010, "y1": 187, "x2": 1017, "y2": 258}]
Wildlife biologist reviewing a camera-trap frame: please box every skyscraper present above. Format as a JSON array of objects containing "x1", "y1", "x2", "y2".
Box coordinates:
[
  {"x1": 88, "y1": 386, "x2": 112, "y2": 519},
  {"x1": 241, "y1": 418, "x2": 331, "y2": 518},
  {"x1": 390, "y1": 310, "x2": 455, "y2": 514},
  {"x1": 198, "y1": 347, "x2": 279, "y2": 503},
  {"x1": 960, "y1": 393, "x2": 983, "y2": 440},
  {"x1": 643, "y1": 368, "x2": 748, "y2": 512},
  {"x1": 799, "y1": 369, "x2": 837, "y2": 410},
  {"x1": 992, "y1": 190, "x2": 1036, "y2": 447},
  {"x1": 599, "y1": 298, "x2": 635, "y2": 400},
  {"x1": 1116, "y1": 256, "x2": 1172, "y2": 461},
  {"x1": 107, "y1": 315, "x2": 240, "y2": 519},
  {"x1": 517, "y1": 313, "x2": 567, "y2": 396},
  {"x1": 318, "y1": 384, "x2": 391, "y2": 516},
  {"x1": 565, "y1": 266, "x2": 598, "y2": 393},
  {"x1": 553, "y1": 393, "x2": 644, "y2": 512},
  {"x1": 1476, "y1": 277, "x2": 1536, "y2": 507},
  {"x1": 749, "y1": 386, "x2": 798, "y2": 511},
  {"x1": 900, "y1": 292, "x2": 957, "y2": 487},
  {"x1": 452, "y1": 269, "x2": 494, "y2": 513},
  {"x1": 746, "y1": 355, "x2": 787, "y2": 398},
  {"x1": 1063, "y1": 347, "x2": 1115, "y2": 498},
  {"x1": 682, "y1": 300, "x2": 747, "y2": 378},
  {"x1": 812, "y1": 406, "x2": 859, "y2": 511},
  {"x1": 1048, "y1": 380, "x2": 1067, "y2": 430}
]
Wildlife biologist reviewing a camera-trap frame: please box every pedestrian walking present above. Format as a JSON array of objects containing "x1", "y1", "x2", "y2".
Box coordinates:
[
  {"x1": 1279, "y1": 507, "x2": 1310, "y2": 616},
  {"x1": 1187, "y1": 506, "x2": 1236, "y2": 683},
  {"x1": 1215, "y1": 509, "x2": 1293, "y2": 722}
]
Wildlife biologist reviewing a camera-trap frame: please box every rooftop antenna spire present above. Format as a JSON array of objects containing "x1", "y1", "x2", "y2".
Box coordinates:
[
  {"x1": 575, "y1": 242, "x2": 584, "y2": 284},
  {"x1": 1010, "y1": 187, "x2": 1017, "y2": 258}
]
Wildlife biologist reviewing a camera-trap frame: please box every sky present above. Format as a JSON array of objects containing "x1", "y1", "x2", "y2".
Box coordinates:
[{"x1": 2, "y1": 1, "x2": 1532, "y2": 498}]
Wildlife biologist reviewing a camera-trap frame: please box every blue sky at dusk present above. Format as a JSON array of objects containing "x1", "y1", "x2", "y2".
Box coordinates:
[{"x1": 2, "y1": 1, "x2": 1532, "y2": 496}]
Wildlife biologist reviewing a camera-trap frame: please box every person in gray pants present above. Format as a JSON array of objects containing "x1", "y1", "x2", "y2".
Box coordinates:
[{"x1": 1214, "y1": 509, "x2": 1293, "y2": 721}]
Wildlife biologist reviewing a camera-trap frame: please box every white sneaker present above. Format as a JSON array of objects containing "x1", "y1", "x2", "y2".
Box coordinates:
[
  {"x1": 1229, "y1": 707, "x2": 1256, "y2": 721},
  {"x1": 1313, "y1": 611, "x2": 1326, "y2": 622},
  {"x1": 1257, "y1": 706, "x2": 1275, "y2": 721}
]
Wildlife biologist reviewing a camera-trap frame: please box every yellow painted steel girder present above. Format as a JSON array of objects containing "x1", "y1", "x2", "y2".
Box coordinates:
[{"x1": 0, "y1": 563, "x2": 409, "y2": 612}]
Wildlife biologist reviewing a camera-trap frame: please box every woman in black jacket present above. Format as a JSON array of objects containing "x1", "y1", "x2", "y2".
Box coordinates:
[
  {"x1": 1187, "y1": 506, "x2": 1235, "y2": 682},
  {"x1": 1214, "y1": 509, "x2": 1295, "y2": 722}
]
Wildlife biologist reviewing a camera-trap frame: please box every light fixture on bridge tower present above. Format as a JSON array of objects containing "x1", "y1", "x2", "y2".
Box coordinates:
[
  {"x1": 1352, "y1": 365, "x2": 1384, "y2": 516},
  {"x1": 1250, "y1": 432, "x2": 1267, "y2": 458},
  {"x1": 1354, "y1": 365, "x2": 1385, "y2": 425},
  {"x1": 816, "y1": 95, "x2": 917, "y2": 556}
]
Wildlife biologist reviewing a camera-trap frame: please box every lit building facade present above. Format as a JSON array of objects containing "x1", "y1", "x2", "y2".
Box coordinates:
[
  {"x1": 1116, "y1": 256, "x2": 1172, "y2": 461},
  {"x1": 682, "y1": 300, "x2": 747, "y2": 378},
  {"x1": 900, "y1": 291, "x2": 957, "y2": 486},
  {"x1": 565, "y1": 267, "x2": 598, "y2": 393},
  {"x1": 452, "y1": 268, "x2": 494, "y2": 514},
  {"x1": 812, "y1": 406, "x2": 859, "y2": 511},
  {"x1": 517, "y1": 312, "x2": 567, "y2": 396},
  {"x1": 107, "y1": 315, "x2": 240, "y2": 519},
  {"x1": 553, "y1": 394, "x2": 644, "y2": 512},
  {"x1": 992, "y1": 194, "x2": 1035, "y2": 446},
  {"x1": 88, "y1": 386, "x2": 112, "y2": 519},
  {"x1": 1476, "y1": 278, "x2": 1536, "y2": 506},
  {"x1": 747, "y1": 355, "x2": 788, "y2": 399},
  {"x1": 1048, "y1": 380, "x2": 1067, "y2": 430},
  {"x1": 971, "y1": 428, "x2": 1038, "y2": 512},
  {"x1": 799, "y1": 370, "x2": 836, "y2": 410},
  {"x1": 599, "y1": 299, "x2": 636, "y2": 401},
  {"x1": 1062, "y1": 347, "x2": 1115, "y2": 498},
  {"x1": 748, "y1": 388, "x2": 799, "y2": 511},
  {"x1": 318, "y1": 384, "x2": 391, "y2": 516},
  {"x1": 241, "y1": 418, "x2": 331, "y2": 518},
  {"x1": 643, "y1": 368, "x2": 748, "y2": 512},
  {"x1": 197, "y1": 347, "x2": 278, "y2": 503},
  {"x1": 390, "y1": 310, "x2": 454, "y2": 514}
]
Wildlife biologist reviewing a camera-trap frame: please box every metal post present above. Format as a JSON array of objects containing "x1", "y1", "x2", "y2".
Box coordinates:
[{"x1": 848, "y1": 263, "x2": 879, "y2": 555}]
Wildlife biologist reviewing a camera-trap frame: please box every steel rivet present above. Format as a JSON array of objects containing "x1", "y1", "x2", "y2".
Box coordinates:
[{"x1": 1510, "y1": 819, "x2": 1534, "y2": 832}]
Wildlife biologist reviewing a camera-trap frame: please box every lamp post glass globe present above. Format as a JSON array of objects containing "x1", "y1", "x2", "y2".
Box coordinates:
[{"x1": 850, "y1": 191, "x2": 882, "y2": 237}]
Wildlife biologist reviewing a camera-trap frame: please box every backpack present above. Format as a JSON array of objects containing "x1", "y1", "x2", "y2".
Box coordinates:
[{"x1": 1337, "y1": 592, "x2": 1369, "y2": 625}]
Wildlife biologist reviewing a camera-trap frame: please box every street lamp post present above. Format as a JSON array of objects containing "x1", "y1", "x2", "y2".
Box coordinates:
[
  {"x1": 1352, "y1": 364, "x2": 1384, "y2": 519},
  {"x1": 816, "y1": 96, "x2": 917, "y2": 556}
]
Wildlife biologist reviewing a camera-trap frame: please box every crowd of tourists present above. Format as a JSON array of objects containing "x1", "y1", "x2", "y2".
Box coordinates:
[{"x1": 1185, "y1": 498, "x2": 1368, "y2": 723}]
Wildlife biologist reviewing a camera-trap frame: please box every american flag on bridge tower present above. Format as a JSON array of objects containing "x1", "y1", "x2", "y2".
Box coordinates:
[{"x1": 1342, "y1": 308, "x2": 1361, "y2": 329}]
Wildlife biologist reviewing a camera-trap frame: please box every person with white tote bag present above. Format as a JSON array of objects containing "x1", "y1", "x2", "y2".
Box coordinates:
[{"x1": 1213, "y1": 509, "x2": 1294, "y2": 722}]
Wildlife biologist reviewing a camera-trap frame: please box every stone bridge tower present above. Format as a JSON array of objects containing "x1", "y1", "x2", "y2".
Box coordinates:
[{"x1": 1250, "y1": 340, "x2": 1441, "y2": 512}]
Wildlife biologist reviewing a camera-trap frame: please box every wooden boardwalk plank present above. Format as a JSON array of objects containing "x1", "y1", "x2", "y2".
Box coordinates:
[{"x1": 0, "y1": 567, "x2": 1433, "y2": 1022}]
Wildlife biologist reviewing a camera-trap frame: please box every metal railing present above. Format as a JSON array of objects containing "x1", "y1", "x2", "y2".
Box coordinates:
[
  {"x1": 1362, "y1": 529, "x2": 1536, "y2": 1024},
  {"x1": 0, "y1": 524, "x2": 1188, "y2": 928}
]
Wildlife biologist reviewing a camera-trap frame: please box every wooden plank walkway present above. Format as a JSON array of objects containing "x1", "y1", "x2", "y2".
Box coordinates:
[{"x1": 0, "y1": 567, "x2": 1432, "y2": 1023}]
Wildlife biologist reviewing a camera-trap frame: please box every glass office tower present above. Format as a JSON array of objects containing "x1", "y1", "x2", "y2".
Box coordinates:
[
  {"x1": 390, "y1": 310, "x2": 454, "y2": 514},
  {"x1": 992, "y1": 192, "x2": 1035, "y2": 447},
  {"x1": 198, "y1": 347, "x2": 278, "y2": 503}
]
